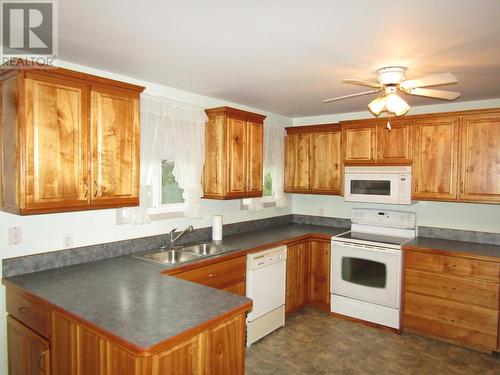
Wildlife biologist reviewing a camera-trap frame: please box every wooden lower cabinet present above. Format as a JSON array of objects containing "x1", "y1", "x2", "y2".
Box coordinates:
[
  {"x1": 403, "y1": 249, "x2": 500, "y2": 351},
  {"x1": 7, "y1": 316, "x2": 50, "y2": 375},
  {"x1": 171, "y1": 255, "x2": 246, "y2": 296},
  {"x1": 308, "y1": 239, "x2": 331, "y2": 309},
  {"x1": 285, "y1": 237, "x2": 332, "y2": 316},
  {"x1": 285, "y1": 240, "x2": 310, "y2": 316},
  {"x1": 50, "y1": 310, "x2": 246, "y2": 375}
]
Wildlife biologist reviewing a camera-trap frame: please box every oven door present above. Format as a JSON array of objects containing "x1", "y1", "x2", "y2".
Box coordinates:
[
  {"x1": 344, "y1": 173, "x2": 399, "y2": 204},
  {"x1": 331, "y1": 241, "x2": 401, "y2": 308}
]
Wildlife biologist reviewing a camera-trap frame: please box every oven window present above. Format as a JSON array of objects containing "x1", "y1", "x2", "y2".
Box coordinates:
[
  {"x1": 341, "y1": 257, "x2": 387, "y2": 288},
  {"x1": 350, "y1": 180, "x2": 391, "y2": 195}
]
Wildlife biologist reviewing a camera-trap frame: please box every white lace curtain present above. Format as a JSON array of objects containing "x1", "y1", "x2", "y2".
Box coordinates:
[
  {"x1": 125, "y1": 94, "x2": 207, "y2": 223},
  {"x1": 247, "y1": 118, "x2": 288, "y2": 210}
]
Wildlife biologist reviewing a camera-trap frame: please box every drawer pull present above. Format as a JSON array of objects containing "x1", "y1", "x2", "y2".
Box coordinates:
[{"x1": 18, "y1": 307, "x2": 30, "y2": 314}]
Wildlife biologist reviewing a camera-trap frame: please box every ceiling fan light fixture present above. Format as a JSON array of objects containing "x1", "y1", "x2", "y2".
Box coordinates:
[
  {"x1": 368, "y1": 95, "x2": 387, "y2": 116},
  {"x1": 385, "y1": 93, "x2": 410, "y2": 116}
]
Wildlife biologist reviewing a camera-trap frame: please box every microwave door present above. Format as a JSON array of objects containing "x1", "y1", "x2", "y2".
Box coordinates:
[{"x1": 345, "y1": 174, "x2": 399, "y2": 203}]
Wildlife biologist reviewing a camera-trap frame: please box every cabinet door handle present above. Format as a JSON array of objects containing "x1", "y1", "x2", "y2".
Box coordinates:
[
  {"x1": 39, "y1": 350, "x2": 48, "y2": 372},
  {"x1": 93, "y1": 180, "x2": 99, "y2": 198},
  {"x1": 84, "y1": 178, "x2": 89, "y2": 198},
  {"x1": 460, "y1": 181, "x2": 464, "y2": 194}
]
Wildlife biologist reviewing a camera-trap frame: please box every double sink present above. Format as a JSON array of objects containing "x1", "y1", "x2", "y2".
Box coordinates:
[{"x1": 135, "y1": 242, "x2": 231, "y2": 265}]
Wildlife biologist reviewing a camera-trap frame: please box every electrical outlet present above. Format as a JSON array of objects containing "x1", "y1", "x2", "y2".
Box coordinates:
[
  {"x1": 8, "y1": 226, "x2": 22, "y2": 245},
  {"x1": 319, "y1": 208, "x2": 324, "y2": 216},
  {"x1": 63, "y1": 233, "x2": 74, "y2": 248}
]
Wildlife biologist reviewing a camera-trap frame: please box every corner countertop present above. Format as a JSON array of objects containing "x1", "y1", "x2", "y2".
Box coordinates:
[
  {"x1": 403, "y1": 237, "x2": 500, "y2": 262},
  {"x1": 3, "y1": 223, "x2": 347, "y2": 353}
]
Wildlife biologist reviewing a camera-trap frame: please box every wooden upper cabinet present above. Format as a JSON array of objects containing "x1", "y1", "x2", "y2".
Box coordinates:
[
  {"x1": 91, "y1": 87, "x2": 140, "y2": 206},
  {"x1": 413, "y1": 117, "x2": 460, "y2": 201},
  {"x1": 310, "y1": 130, "x2": 342, "y2": 194},
  {"x1": 0, "y1": 67, "x2": 144, "y2": 215},
  {"x1": 376, "y1": 121, "x2": 414, "y2": 164},
  {"x1": 284, "y1": 132, "x2": 310, "y2": 192},
  {"x1": 285, "y1": 124, "x2": 342, "y2": 195},
  {"x1": 24, "y1": 74, "x2": 90, "y2": 211},
  {"x1": 460, "y1": 113, "x2": 500, "y2": 202},
  {"x1": 203, "y1": 107, "x2": 265, "y2": 199},
  {"x1": 342, "y1": 124, "x2": 376, "y2": 164},
  {"x1": 342, "y1": 120, "x2": 413, "y2": 165}
]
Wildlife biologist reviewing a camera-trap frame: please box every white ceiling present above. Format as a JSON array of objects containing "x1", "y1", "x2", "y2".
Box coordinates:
[{"x1": 60, "y1": 0, "x2": 500, "y2": 117}]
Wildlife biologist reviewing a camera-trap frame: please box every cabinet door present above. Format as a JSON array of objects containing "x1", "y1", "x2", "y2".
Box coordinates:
[
  {"x1": 207, "y1": 315, "x2": 245, "y2": 375},
  {"x1": 460, "y1": 114, "x2": 500, "y2": 202},
  {"x1": 151, "y1": 335, "x2": 204, "y2": 375},
  {"x1": 91, "y1": 87, "x2": 140, "y2": 206},
  {"x1": 310, "y1": 131, "x2": 342, "y2": 194},
  {"x1": 246, "y1": 121, "x2": 263, "y2": 197},
  {"x1": 342, "y1": 125, "x2": 376, "y2": 164},
  {"x1": 7, "y1": 316, "x2": 50, "y2": 375},
  {"x1": 309, "y1": 240, "x2": 331, "y2": 308},
  {"x1": 376, "y1": 121, "x2": 413, "y2": 164},
  {"x1": 24, "y1": 74, "x2": 89, "y2": 212},
  {"x1": 284, "y1": 133, "x2": 310, "y2": 192},
  {"x1": 225, "y1": 117, "x2": 247, "y2": 198},
  {"x1": 413, "y1": 117, "x2": 460, "y2": 200},
  {"x1": 286, "y1": 241, "x2": 310, "y2": 316}
]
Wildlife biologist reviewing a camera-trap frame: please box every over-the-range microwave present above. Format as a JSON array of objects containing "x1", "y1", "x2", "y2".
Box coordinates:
[{"x1": 344, "y1": 166, "x2": 412, "y2": 205}]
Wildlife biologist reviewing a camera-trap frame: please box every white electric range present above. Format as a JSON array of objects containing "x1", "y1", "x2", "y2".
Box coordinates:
[{"x1": 331, "y1": 208, "x2": 416, "y2": 329}]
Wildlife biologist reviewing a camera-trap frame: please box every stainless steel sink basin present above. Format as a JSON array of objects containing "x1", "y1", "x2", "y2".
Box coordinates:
[
  {"x1": 181, "y1": 242, "x2": 227, "y2": 256},
  {"x1": 137, "y1": 249, "x2": 201, "y2": 265}
]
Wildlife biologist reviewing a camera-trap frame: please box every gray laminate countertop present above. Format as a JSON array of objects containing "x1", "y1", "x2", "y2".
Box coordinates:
[
  {"x1": 4, "y1": 224, "x2": 347, "y2": 351},
  {"x1": 404, "y1": 236, "x2": 500, "y2": 261}
]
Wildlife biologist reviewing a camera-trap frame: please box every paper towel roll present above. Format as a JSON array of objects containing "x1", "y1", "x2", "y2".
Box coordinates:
[{"x1": 212, "y1": 215, "x2": 223, "y2": 241}]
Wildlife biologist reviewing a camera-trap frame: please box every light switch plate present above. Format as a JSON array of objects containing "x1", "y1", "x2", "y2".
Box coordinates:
[{"x1": 63, "y1": 233, "x2": 74, "y2": 248}]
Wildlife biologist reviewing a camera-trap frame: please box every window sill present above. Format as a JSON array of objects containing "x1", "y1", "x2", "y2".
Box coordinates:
[{"x1": 148, "y1": 205, "x2": 186, "y2": 220}]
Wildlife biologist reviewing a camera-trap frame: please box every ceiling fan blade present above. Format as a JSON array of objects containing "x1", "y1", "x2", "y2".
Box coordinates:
[
  {"x1": 342, "y1": 79, "x2": 382, "y2": 89},
  {"x1": 405, "y1": 87, "x2": 461, "y2": 100},
  {"x1": 323, "y1": 89, "x2": 382, "y2": 103},
  {"x1": 399, "y1": 73, "x2": 458, "y2": 90}
]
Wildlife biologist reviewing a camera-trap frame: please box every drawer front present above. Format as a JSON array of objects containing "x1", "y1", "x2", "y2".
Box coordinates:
[
  {"x1": 404, "y1": 292, "x2": 498, "y2": 350},
  {"x1": 405, "y1": 268, "x2": 500, "y2": 309},
  {"x1": 175, "y1": 256, "x2": 246, "y2": 287},
  {"x1": 405, "y1": 250, "x2": 500, "y2": 283},
  {"x1": 6, "y1": 290, "x2": 50, "y2": 338}
]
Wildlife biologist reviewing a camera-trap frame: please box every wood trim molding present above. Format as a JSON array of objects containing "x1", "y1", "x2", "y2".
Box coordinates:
[
  {"x1": 205, "y1": 106, "x2": 266, "y2": 123},
  {"x1": 285, "y1": 123, "x2": 341, "y2": 134},
  {"x1": 1, "y1": 66, "x2": 145, "y2": 93},
  {"x1": 339, "y1": 108, "x2": 500, "y2": 126}
]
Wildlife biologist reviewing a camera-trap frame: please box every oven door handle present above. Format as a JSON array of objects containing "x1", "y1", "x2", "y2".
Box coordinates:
[{"x1": 332, "y1": 241, "x2": 400, "y2": 254}]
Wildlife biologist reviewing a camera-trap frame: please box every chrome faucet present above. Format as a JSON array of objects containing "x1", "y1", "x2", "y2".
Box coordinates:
[{"x1": 167, "y1": 225, "x2": 194, "y2": 249}]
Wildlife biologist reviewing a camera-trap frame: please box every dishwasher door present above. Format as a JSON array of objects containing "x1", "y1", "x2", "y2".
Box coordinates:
[{"x1": 246, "y1": 246, "x2": 286, "y2": 322}]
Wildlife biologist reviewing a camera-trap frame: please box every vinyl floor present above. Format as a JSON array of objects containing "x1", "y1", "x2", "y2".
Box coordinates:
[{"x1": 245, "y1": 307, "x2": 500, "y2": 375}]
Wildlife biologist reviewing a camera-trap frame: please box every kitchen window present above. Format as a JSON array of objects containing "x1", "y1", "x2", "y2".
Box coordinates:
[
  {"x1": 149, "y1": 160, "x2": 186, "y2": 215},
  {"x1": 241, "y1": 170, "x2": 275, "y2": 209}
]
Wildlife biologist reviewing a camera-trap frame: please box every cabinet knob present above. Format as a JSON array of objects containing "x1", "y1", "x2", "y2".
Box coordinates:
[{"x1": 208, "y1": 274, "x2": 214, "y2": 277}]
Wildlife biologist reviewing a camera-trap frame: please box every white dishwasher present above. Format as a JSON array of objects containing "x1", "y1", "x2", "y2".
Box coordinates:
[{"x1": 246, "y1": 246, "x2": 287, "y2": 347}]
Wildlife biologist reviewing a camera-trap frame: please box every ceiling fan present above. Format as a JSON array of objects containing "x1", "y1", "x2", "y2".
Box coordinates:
[{"x1": 323, "y1": 66, "x2": 460, "y2": 117}]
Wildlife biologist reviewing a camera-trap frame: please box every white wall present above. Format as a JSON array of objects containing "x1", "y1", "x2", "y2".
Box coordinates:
[
  {"x1": 293, "y1": 195, "x2": 500, "y2": 233},
  {"x1": 293, "y1": 98, "x2": 500, "y2": 234},
  {"x1": 0, "y1": 61, "x2": 293, "y2": 374}
]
